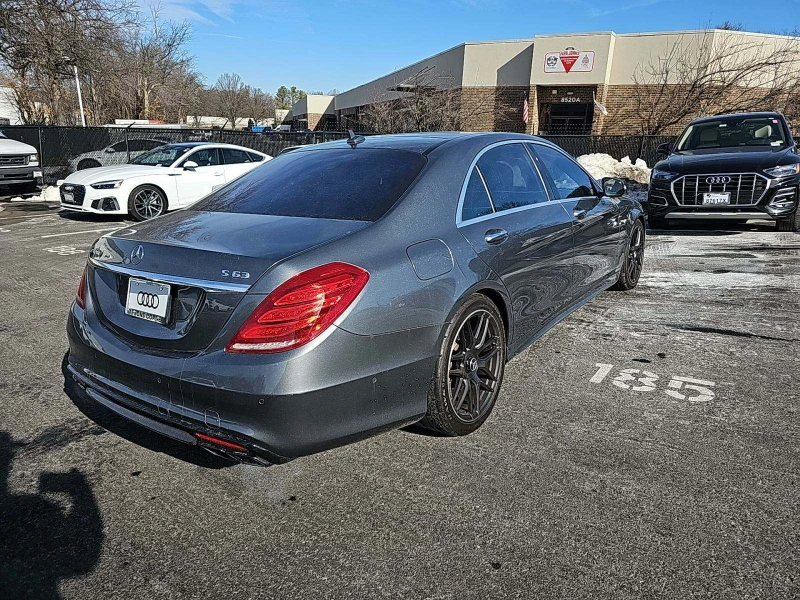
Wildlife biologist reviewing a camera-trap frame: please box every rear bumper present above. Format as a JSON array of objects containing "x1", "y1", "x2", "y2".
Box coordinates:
[{"x1": 67, "y1": 307, "x2": 436, "y2": 462}]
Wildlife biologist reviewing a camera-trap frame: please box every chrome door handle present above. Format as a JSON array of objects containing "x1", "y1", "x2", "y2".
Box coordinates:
[
  {"x1": 213, "y1": 171, "x2": 223, "y2": 176},
  {"x1": 484, "y1": 229, "x2": 508, "y2": 245},
  {"x1": 573, "y1": 208, "x2": 588, "y2": 219}
]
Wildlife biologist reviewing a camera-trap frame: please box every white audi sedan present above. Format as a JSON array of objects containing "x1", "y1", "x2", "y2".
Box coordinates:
[{"x1": 59, "y1": 142, "x2": 271, "y2": 221}]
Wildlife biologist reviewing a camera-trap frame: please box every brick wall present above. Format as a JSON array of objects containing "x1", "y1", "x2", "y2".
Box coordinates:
[{"x1": 460, "y1": 86, "x2": 529, "y2": 133}]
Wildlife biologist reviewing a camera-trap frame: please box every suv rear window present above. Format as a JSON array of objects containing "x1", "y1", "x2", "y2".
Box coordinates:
[{"x1": 194, "y1": 148, "x2": 427, "y2": 221}]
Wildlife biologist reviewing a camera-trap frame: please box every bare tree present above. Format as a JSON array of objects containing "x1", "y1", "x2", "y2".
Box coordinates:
[
  {"x1": 359, "y1": 68, "x2": 523, "y2": 133},
  {"x1": 214, "y1": 72, "x2": 248, "y2": 128},
  {"x1": 129, "y1": 5, "x2": 192, "y2": 120},
  {"x1": 245, "y1": 87, "x2": 276, "y2": 126},
  {"x1": 614, "y1": 31, "x2": 800, "y2": 135},
  {"x1": 0, "y1": 0, "x2": 135, "y2": 124}
]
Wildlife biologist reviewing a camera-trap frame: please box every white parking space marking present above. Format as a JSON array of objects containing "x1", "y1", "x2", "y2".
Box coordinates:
[
  {"x1": 590, "y1": 363, "x2": 716, "y2": 403},
  {"x1": 44, "y1": 245, "x2": 85, "y2": 256},
  {"x1": 40, "y1": 227, "x2": 119, "y2": 239}
]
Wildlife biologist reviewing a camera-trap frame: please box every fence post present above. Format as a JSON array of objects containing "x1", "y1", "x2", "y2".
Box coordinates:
[
  {"x1": 37, "y1": 126, "x2": 44, "y2": 168},
  {"x1": 125, "y1": 126, "x2": 130, "y2": 163}
]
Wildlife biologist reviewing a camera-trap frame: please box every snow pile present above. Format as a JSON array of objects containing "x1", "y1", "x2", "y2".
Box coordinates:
[
  {"x1": 4, "y1": 185, "x2": 60, "y2": 203},
  {"x1": 577, "y1": 153, "x2": 651, "y2": 184}
]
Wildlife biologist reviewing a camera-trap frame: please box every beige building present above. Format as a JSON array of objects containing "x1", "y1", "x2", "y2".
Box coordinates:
[{"x1": 296, "y1": 29, "x2": 799, "y2": 134}]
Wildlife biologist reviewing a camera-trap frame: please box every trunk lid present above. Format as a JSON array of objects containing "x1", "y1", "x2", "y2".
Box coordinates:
[{"x1": 87, "y1": 209, "x2": 370, "y2": 352}]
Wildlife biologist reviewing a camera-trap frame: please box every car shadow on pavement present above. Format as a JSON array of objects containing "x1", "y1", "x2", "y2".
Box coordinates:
[
  {"x1": 58, "y1": 210, "x2": 129, "y2": 224},
  {"x1": 61, "y1": 353, "x2": 234, "y2": 469},
  {"x1": 0, "y1": 430, "x2": 103, "y2": 600},
  {"x1": 647, "y1": 222, "x2": 776, "y2": 237}
]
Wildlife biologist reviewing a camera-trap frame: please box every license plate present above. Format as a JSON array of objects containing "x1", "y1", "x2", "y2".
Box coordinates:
[
  {"x1": 63, "y1": 192, "x2": 74, "y2": 203},
  {"x1": 33, "y1": 170, "x2": 43, "y2": 179},
  {"x1": 126, "y1": 278, "x2": 170, "y2": 324},
  {"x1": 702, "y1": 192, "x2": 730, "y2": 205}
]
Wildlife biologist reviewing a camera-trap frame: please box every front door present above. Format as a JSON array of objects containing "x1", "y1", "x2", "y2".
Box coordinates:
[
  {"x1": 174, "y1": 147, "x2": 225, "y2": 207},
  {"x1": 457, "y1": 142, "x2": 575, "y2": 352},
  {"x1": 530, "y1": 143, "x2": 623, "y2": 298}
]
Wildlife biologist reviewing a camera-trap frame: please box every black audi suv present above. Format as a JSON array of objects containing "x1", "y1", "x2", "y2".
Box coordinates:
[{"x1": 646, "y1": 112, "x2": 800, "y2": 231}]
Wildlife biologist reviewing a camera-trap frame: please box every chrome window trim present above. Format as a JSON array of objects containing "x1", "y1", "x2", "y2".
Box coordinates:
[
  {"x1": 456, "y1": 140, "x2": 555, "y2": 227},
  {"x1": 88, "y1": 257, "x2": 251, "y2": 293}
]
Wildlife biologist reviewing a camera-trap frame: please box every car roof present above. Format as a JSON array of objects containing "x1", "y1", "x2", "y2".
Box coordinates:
[
  {"x1": 164, "y1": 142, "x2": 265, "y2": 153},
  {"x1": 690, "y1": 112, "x2": 784, "y2": 124},
  {"x1": 291, "y1": 132, "x2": 552, "y2": 155}
]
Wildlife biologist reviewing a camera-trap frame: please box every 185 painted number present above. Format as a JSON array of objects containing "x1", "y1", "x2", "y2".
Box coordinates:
[{"x1": 590, "y1": 363, "x2": 715, "y2": 402}]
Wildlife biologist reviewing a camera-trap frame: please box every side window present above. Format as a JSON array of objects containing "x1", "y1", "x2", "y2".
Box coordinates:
[
  {"x1": 110, "y1": 141, "x2": 128, "y2": 152},
  {"x1": 185, "y1": 148, "x2": 220, "y2": 167},
  {"x1": 477, "y1": 143, "x2": 548, "y2": 211},
  {"x1": 247, "y1": 152, "x2": 265, "y2": 162},
  {"x1": 461, "y1": 168, "x2": 493, "y2": 221},
  {"x1": 532, "y1": 144, "x2": 594, "y2": 199},
  {"x1": 222, "y1": 148, "x2": 253, "y2": 164}
]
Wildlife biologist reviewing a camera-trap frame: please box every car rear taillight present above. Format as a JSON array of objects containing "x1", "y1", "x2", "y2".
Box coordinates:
[
  {"x1": 226, "y1": 262, "x2": 369, "y2": 354},
  {"x1": 194, "y1": 432, "x2": 248, "y2": 452},
  {"x1": 76, "y1": 268, "x2": 87, "y2": 309}
]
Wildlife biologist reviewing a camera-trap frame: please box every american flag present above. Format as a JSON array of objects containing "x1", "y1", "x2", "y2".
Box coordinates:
[{"x1": 522, "y1": 93, "x2": 529, "y2": 124}]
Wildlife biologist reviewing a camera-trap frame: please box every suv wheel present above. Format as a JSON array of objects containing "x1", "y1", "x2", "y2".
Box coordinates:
[
  {"x1": 419, "y1": 294, "x2": 507, "y2": 436},
  {"x1": 776, "y1": 210, "x2": 800, "y2": 232}
]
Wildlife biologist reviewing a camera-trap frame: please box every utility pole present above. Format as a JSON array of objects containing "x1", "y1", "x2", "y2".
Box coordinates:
[{"x1": 73, "y1": 64, "x2": 86, "y2": 127}]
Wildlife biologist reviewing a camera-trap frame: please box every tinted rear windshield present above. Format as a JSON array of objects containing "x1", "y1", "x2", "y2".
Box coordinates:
[
  {"x1": 194, "y1": 148, "x2": 427, "y2": 221},
  {"x1": 676, "y1": 117, "x2": 790, "y2": 151}
]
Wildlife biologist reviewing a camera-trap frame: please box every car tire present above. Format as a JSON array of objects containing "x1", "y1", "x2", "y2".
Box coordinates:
[
  {"x1": 776, "y1": 210, "x2": 800, "y2": 232},
  {"x1": 8, "y1": 181, "x2": 39, "y2": 194},
  {"x1": 612, "y1": 219, "x2": 645, "y2": 291},
  {"x1": 128, "y1": 185, "x2": 167, "y2": 221},
  {"x1": 77, "y1": 159, "x2": 101, "y2": 170},
  {"x1": 419, "y1": 294, "x2": 507, "y2": 436}
]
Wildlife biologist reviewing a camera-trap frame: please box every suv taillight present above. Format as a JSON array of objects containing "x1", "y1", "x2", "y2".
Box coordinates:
[
  {"x1": 76, "y1": 268, "x2": 87, "y2": 309},
  {"x1": 225, "y1": 262, "x2": 369, "y2": 354}
]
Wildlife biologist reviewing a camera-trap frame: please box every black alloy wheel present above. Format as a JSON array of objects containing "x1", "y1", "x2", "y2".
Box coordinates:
[
  {"x1": 612, "y1": 219, "x2": 645, "y2": 290},
  {"x1": 421, "y1": 294, "x2": 506, "y2": 435},
  {"x1": 128, "y1": 185, "x2": 166, "y2": 221}
]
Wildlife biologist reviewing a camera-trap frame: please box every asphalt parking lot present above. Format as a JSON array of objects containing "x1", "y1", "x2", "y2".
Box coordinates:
[{"x1": 1, "y1": 195, "x2": 797, "y2": 599}]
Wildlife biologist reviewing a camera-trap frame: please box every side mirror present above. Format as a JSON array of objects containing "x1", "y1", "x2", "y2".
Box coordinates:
[
  {"x1": 656, "y1": 142, "x2": 672, "y2": 157},
  {"x1": 602, "y1": 177, "x2": 627, "y2": 198},
  {"x1": 183, "y1": 160, "x2": 198, "y2": 171}
]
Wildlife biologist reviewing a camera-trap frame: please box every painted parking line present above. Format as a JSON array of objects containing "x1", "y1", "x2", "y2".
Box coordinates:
[{"x1": 39, "y1": 227, "x2": 120, "y2": 239}]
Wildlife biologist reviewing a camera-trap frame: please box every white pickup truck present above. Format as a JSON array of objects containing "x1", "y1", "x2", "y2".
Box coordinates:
[{"x1": 0, "y1": 131, "x2": 42, "y2": 194}]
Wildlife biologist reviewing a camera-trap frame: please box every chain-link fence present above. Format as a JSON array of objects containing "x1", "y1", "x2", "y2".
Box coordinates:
[
  {"x1": 0, "y1": 126, "x2": 351, "y2": 184},
  {"x1": 0, "y1": 126, "x2": 675, "y2": 185}
]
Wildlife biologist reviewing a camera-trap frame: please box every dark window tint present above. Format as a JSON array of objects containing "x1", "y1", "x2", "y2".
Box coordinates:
[
  {"x1": 247, "y1": 152, "x2": 265, "y2": 162},
  {"x1": 194, "y1": 148, "x2": 427, "y2": 221},
  {"x1": 461, "y1": 169, "x2": 493, "y2": 221},
  {"x1": 184, "y1": 148, "x2": 220, "y2": 167},
  {"x1": 222, "y1": 148, "x2": 253, "y2": 164},
  {"x1": 110, "y1": 141, "x2": 127, "y2": 152},
  {"x1": 477, "y1": 144, "x2": 548, "y2": 211},
  {"x1": 128, "y1": 139, "x2": 162, "y2": 151},
  {"x1": 532, "y1": 144, "x2": 594, "y2": 199}
]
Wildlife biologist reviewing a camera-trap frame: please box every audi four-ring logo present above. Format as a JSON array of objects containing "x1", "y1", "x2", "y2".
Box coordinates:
[
  {"x1": 137, "y1": 292, "x2": 159, "y2": 309},
  {"x1": 706, "y1": 176, "x2": 731, "y2": 185}
]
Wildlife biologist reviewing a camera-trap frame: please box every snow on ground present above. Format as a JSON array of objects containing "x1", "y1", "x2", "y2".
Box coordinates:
[
  {"x1": 577, "y1": 153, "x2": 651, "y2": 184},
  {"x1": 2, "y1": 185, "x2": 60, "y2": 203}
]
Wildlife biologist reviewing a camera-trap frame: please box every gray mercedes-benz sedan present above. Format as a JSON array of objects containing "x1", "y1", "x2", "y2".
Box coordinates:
[{"x1": 67, "y1": 133, "x2": 645, "y2": 464}]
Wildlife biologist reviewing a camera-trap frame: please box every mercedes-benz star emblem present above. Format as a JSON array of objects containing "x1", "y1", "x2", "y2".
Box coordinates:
[
  {"x1": 137, "y1": 292, "x2": 159, "y2": 309},
  {"x1": 130, "y1": 245, "x2": 145, "y2": 265},
  {"x1": 467, "y1": 356, "x2": 479, "y2": 372},
  {"x1": 706, "y1": 176, "x2": 731, "y2": 185}
]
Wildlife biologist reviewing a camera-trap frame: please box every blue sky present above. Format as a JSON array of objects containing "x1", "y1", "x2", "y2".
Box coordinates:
[{"x1": 156, "y1": 0, "x2": 800, "y2": 93}]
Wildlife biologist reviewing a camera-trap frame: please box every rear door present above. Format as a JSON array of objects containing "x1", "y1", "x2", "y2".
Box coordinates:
[
  {"x1": 530, "y1": 143, "x2": 623, "y2": 298},
  {"x1": 174, "y1": 147, "x2": 225, "y2": 206},
  {"x1": 220, "y1": 148, "x2": 262, "y2": 182},
  {"x1": 457, "y1": 141, "x2": 575, "y2": 350}
]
